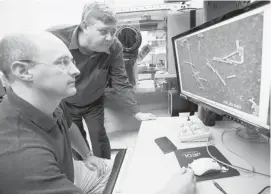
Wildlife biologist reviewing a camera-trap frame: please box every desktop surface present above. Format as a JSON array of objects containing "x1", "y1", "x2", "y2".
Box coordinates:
[{"x1": 113, "y1": 116, "x2": 270, "y2": 194}]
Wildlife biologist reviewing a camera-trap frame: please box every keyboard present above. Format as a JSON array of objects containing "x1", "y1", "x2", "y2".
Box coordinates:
[{"x1": 177, "y1": 116, "x2": 212, "y2": 142}]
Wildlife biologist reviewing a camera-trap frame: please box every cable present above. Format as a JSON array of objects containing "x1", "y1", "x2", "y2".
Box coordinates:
[
  {"x1": 206, "y1": 136, "x2": 254, "y2": 173},
  {"x1": 221, "y1": 129, "x2": 255, "y2": 173},
  {"x1": 206, "y1": 133, "x2": 270, "y2": 177},
  {"x1": 257, "y1": 186, "x2": 270, "y2": 194}
]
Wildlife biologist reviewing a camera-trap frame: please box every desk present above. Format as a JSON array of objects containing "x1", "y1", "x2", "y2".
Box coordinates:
[{"x1": 113, "y1": 117, "x2": 270, "y2": 194}]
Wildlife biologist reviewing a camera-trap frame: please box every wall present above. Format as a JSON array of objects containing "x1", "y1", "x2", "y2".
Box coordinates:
[
  {"x1": 166, "y1": 11, "x2": 190, "y2": 74},
  {"x1": 0, "y1": 0, "x2": 86, "y2": 37}
]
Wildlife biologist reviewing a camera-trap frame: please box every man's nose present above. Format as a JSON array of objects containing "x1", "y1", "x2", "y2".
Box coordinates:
[
  {"x1": 105, "y1": 33, "x2": 113, "y2": 41},
  {"x1": 69, "y1": 63, "x2": 80, "y2": 76}
]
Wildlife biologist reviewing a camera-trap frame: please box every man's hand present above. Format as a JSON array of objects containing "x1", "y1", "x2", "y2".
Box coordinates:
[
  {"x1": 83, "y1": 155, "x2": 109, "y2": 177},
  {"x1": 134, "y1": 112, "x2": 157, "y2": 121},
  {"x1": 159, "y1": 167, "x2": 196, "y2": 194}
]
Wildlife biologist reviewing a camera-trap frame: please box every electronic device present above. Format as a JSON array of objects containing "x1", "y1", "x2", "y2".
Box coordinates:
[
  {"x1": 154, "y1": 136, "x2": 177, "y2": 154},
  {"x1": 175, "y1": 146, "x2": 240, "y2": 181},
  {"x1": 188, "y1": 157, "x2": 222, "y2": 176},
  {"x1": 172, "y1": 1, "x2": 271, "y2": 138},
  {"x1": 177, "y1": 115, "x2": 212, "y2": 142},
  {"x1": 168, "y1": 89, "x2": 197, "y2": 116}
]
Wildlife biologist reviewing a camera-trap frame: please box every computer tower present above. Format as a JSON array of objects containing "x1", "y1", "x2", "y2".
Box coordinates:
[{"x1": 168, "y1": 89, "x2": 197, "y2": 116}]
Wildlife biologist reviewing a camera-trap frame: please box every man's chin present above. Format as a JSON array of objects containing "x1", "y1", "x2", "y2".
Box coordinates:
[
  {"x1": 99, "y1": 46, "x2": 110, "y2": 53},
  {"x1": 63, "y1": 88, "x2": 77, "y2": 98},
  {"x1": 90, "y1": 46, "x2": 110, "y2": 53}
]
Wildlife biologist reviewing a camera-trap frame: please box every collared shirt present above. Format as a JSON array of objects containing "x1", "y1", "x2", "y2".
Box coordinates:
[
  {"x1": 0, "y1": 88, "x2": 81, "y2": 194},
  {"x1": 47, "y1": 25, "x2": 140, "y2": 113}
]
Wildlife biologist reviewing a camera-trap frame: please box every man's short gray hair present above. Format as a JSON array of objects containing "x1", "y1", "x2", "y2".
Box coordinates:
[
  {"x1": 0, "y1": 34, "x2": 38, "y2": 81},
  {"x1": 81, "y1": 1, "x2": 117, "y2": 25}
]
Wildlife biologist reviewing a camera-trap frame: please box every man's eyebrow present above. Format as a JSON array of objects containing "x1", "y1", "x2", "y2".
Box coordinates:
[
  {"x1": 53, "y1": 55, "x2": 71, "y2": 62},
  {"x1": 98, "y1": 26, "x2": 116, "y2": 31},
  {"x1": 97, "y1": 28, "x2": 108, "y2": 31}
]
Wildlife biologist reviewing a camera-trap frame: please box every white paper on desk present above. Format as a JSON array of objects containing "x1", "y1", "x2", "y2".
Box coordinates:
[{"x1": 120, "y1": 152, "x2": 181, "y2": 194}]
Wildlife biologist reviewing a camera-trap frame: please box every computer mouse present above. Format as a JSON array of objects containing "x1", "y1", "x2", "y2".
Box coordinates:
[{"x1": 188, "y1": 157, "x2": 222, "y2": 176}]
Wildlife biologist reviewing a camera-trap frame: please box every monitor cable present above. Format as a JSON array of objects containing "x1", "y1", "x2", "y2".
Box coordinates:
[{"x1": 206, "y1": 131, "x2": 270, "y2": 178}]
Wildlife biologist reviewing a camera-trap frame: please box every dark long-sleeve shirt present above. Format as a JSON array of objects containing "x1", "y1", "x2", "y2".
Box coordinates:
[
  {"x1": 0, "y1": 88, "x2": 80, "y2": 194},
  {"x1": 47, "y1": 25, "x2": 140, "y2": 113}
]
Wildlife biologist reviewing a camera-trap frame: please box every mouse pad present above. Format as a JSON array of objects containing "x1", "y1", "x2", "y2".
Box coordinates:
[{"x1": 174, "y1": 146, "x2": 240, "y2": 182}]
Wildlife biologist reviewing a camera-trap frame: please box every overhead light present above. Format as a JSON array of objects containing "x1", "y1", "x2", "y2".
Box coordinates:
[
  {"x1": 164, "y1": 0, "x2": 188, "y2": 3},
  {"x1": 114, "y1": 3, "x2": 188, "y2": 13}
]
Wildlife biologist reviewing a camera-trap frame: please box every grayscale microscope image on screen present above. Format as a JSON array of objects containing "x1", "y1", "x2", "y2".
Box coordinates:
[{"x1": 175, "y1": 13, "x2": 263, "y2": 116}]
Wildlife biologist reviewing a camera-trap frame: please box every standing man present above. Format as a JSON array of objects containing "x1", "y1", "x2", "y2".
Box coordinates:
[{"x1": 47, "y1": 2, "x2": 156, "y2": 159}]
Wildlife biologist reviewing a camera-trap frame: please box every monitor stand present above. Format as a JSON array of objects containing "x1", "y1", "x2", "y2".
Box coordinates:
[{"x1": 236, "y1": 126, "x2": 261, "y2": 141}]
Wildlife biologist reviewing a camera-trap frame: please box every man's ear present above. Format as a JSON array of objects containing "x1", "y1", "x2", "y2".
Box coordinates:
[
  {"x1": 80, "y1": 20, "x2": 89, "y2": 32},
  {"x1": 11, "y1": 61, "x2": 33, "y2": 81}
]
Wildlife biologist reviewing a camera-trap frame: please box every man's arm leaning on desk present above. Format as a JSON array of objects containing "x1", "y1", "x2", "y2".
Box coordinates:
[
  {"x1": 68, "y1": 122, "x2": 111, "y2": 177},
  {"x1": 108, "y1": 39, "x2": 156, "y2": 121},
  {"x1": 0, "y1": 147, "x2": 82, "y2": 194},
  {"x1": 60, "y1": 101, "x2": 111, "y2": 177},
  {"x1": 59, "y1": 101, "x2": 91, "y2": 160},
  {"x1": 68, "y1": 122, "x2": 92, "y2": 160}
]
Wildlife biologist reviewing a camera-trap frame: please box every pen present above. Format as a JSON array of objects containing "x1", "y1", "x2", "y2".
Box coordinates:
[{"x1": 212, "y1": 180, "x2": 227, "y2": 194}]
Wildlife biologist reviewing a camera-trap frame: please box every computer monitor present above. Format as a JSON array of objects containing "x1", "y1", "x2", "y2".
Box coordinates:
[{"x1": 172, "y1": 1, "x2": 271, "y2": 135}]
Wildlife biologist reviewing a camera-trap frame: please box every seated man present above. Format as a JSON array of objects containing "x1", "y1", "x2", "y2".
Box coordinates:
[
  {"x1": 0, "y1": 32, "x2": 111, "y2": 194},
  {"x1": 0, "y1": 32, "x2": 196, "y2": 194}
]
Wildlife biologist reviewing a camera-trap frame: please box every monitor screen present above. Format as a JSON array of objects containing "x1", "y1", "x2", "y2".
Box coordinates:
[{"x1": 172, "y1": 1, "x2": 271, "y2": 129}]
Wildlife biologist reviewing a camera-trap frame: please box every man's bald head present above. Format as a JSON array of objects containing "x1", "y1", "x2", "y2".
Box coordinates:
[{"x1": 0, "y1": 32, "x2": 69, "y2": 82}]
